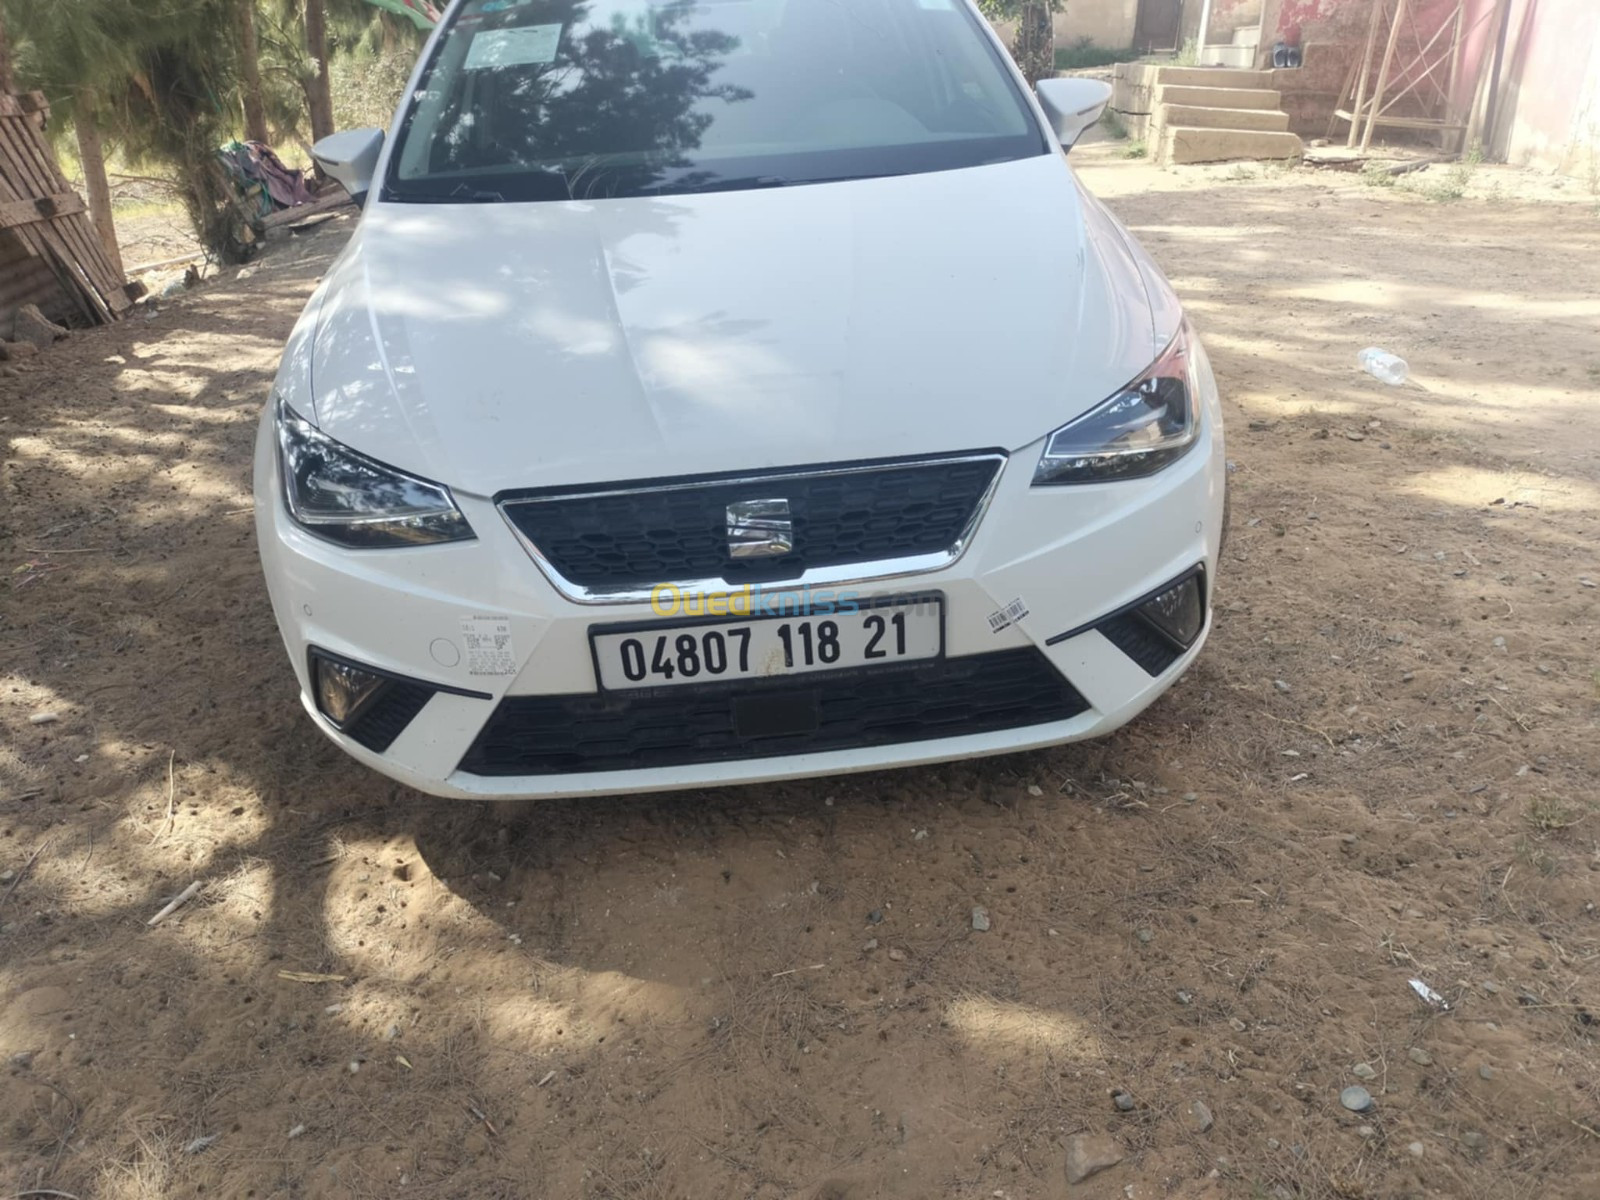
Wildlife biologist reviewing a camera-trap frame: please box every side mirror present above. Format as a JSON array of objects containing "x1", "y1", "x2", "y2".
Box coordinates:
[
  {"x1": 1035, "y1": 78, "x2": 1113, "y2": 152},
  {"x1": 312, "y1": 128, "x2": 386, "y2": 205}
]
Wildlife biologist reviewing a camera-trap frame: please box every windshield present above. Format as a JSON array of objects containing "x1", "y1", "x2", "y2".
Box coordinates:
[{"x1": 383, "y1": 0, "x2": 1047, "y2": 202}]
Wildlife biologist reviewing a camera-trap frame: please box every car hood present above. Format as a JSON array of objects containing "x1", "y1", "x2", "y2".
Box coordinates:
[{"x1": 302, "y1": 154, "x2": 1165, "y2": 496}]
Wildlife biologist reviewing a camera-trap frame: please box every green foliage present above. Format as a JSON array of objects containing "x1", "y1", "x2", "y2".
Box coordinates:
[
  {"x1": 1054, "y1": 38, "x2": 1140, "y2": 71},
  {"x1": 1123, "y1": 138, "x2": 1147, "y2": 159},
  {"x1": 2, "y1": 0, "x2": 426, "y2": 251},
  {"x1": 1174, "y1": 37, "x2": 1199, "y2": 66},
  {"x1": 1099, "y1": 107, "x2": 1128, "y2": 140},
  {"x1": 974, "y1": 0, "x2": 1063, "y2": 19}
]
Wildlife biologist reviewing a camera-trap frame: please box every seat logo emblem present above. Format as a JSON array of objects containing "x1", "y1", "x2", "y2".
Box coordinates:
[{"x1": 726, "y1": 498, "x2": 793, "y2": 559}]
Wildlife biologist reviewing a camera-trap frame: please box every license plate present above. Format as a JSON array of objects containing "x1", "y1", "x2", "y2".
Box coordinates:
[{"x1": 591, "y1": 597, "x2": 943, "y2": 691}]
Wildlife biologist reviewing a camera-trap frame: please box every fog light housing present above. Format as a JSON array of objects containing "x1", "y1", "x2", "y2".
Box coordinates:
[
  {"x1": 1137, "y1": 573, "x2": 1205, "y2": 648},
  {"x1": 312, "y1": 651, "x2": 391, "y2": 727}
]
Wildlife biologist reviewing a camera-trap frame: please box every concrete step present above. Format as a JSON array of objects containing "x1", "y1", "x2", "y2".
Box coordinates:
[
  {"x1": 1156, "y1": 84, "x2": 1283, "y2": 109},
  {"x1": 1148, "y1": 66, "x2": 1274, "y2": 89},
  {"x1": 1198, "y1": 46, "x2": 1257, "y2": 69},
  {"x1": 1159, "y1": 125, "x2": 1304, "y2": 164},
  {"x1": 1158, "y1": 104, "x2": 1291, "y2": 132}
]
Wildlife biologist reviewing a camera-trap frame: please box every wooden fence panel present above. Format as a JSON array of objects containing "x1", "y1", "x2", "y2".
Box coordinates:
[{"x1": 0, "y1": 91, "x2": 129, "y2": 329}]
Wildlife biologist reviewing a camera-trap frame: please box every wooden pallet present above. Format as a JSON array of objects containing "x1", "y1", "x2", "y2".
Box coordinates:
[{"x1": 0, "y1": 91, "x2": 130, "y2": 326}]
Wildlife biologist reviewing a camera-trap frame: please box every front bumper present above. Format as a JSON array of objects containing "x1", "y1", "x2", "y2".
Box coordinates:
[{"x1": 253, "y1": 404, "x2": 1226, "y2": 800}]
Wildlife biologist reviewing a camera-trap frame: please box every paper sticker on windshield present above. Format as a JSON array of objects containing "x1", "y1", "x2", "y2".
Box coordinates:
[
  {"x1": 461, "y1": 614, "x2": 518, "y2": 677},
  {"x1": 465, "y1": 23, "x2": 562, "y2": 70}
]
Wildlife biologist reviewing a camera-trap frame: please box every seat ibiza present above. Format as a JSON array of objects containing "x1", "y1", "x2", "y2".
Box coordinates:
[{"x1": 254, "y1": 0, "x2": 1226, "y2": 799}]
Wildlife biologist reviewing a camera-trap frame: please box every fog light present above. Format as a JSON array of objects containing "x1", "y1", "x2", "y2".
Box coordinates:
[
  {"x1": 313, "y1": 652, "x2": 390, "y2": 727},
  {"x1": 1137, "y1": 574, "x2": 1204, "y2": 647}
]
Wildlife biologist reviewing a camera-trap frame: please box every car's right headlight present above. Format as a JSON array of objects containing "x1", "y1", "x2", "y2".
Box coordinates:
[
  {"x1": 1033, "y1": 321, "x2": 1202, "y2": 486},
  {"x1": 275, "y1": 397, "x2": 475, "y2": 548}
]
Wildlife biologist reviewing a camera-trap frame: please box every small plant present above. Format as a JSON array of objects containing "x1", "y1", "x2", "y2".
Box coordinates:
[
  {"x1": 1174, "y1": 38, "x2": 1199, "y2": 66},
  {"x1": 1223, "y1": 164, "x2": 1257, "y2": 182},
  {"x1": 1526, "y1": 796, "x2": 1585, "y2": 833},
  {"x1": 1099, "y1": 107, "x2": 1129, "y2": 140},
  {"x1": 1123, "y1": 138, "x2": 1148, "y2": 159},
  {"x1": 1360, "y1": 161, "x2": 1397, "y2": 188},
  {"x1": 1055, "y1": 38, "x2": 1142, "y2": 71}
]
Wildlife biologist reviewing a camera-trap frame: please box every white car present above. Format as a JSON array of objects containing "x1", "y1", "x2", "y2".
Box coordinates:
[{"x1": 254, "y1": 0, "x2": 1226, "y2": 800}]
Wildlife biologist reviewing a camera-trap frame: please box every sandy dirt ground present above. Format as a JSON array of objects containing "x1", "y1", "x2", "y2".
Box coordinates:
[{"x1": 3, "y1": 151, "x2": 1599, "y2": 1200}]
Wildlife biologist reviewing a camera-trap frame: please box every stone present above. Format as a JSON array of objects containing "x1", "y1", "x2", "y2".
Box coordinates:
[
  {"x1": 1266, "y1": 1138, "x2": 1280, "y2": 1152},
  {"x1": 867, "y1": 909, "x2": 884, "y2": 925},
  {"x1": 383, "y1": 1023, "x2": 401, "y2": 1041},
  {"x1": 1407, "y1": 1141, "x2": 1425, "y2": 1159},
  {"x1": 1340, "y1": 1085, "x2": 1373, "y2": 1113},
  {"x1": 1229, "y1": 1017, "x2": 1247, "y2": 1033},
  {"x1": 8, "y1": 1050, "x2": 34, "y2": 1069},
  {"x1": 1189, "y1": 1100, "x2": 1214, "y2": 1133},
  {"x1": 1176, "y1": 990, "x2": 1194, "y2": 1005},
  {"x1": 862, "y1": 938, "x2": 879, "y2": 952},
  {"x1": 1478, "y1": 1064, "x2": 1496, "y2": 1080},
  {"x1": 1273, "y1": 679, "x2": 1291, "y2": 693},
  {"x1": 1064, "y1": 1133, "x2": 1123, "y2": 1185},
  {"x1": 1136, "y1": 927, "x2": 1153, "y2": 944},
  {"x1": 971, "y1": 906, "x2": 991, "y2": 933},
  {"x1": 0, "y1": 869, "x2": 13, "y2": 884},
  {"x1": 1408, "y1": 1047, "x2": 1433, "y2": 1066},
  {"x1": 1462, "y1": 1130, "x2": 1487, "y2": 1153},
  {"x1": 1112, "y1": 1091, "x2": 1135, "y2": 1112},
  {"x1": 887, "y1": 947, "x2": 906, "y2": 962},
  {"x1": 11, "y1": 304, "x2": 67, "y2": 351},
  {"x1": 1352, "y1": 1063, "x2": 1377, "y2": 1081}
]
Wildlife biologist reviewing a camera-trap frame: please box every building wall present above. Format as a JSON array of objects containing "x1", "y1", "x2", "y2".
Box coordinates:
[
  {"x1": 1180, "y1": 0, "x2": 1264, "y2": 45},
  {"x1": 1255, "y1": 0, "x2": 1598, "y2": 173},
  {"x1": 992, "y1": 0, "x2": 1140, "y2": 51},
  {"x1": 1465, "y1": 0, "x2": 1600, "y2": 173}
]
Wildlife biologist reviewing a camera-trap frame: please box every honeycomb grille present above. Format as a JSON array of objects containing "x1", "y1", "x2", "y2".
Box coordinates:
[
  {"x1": 458, "y1": 648, "x2": 1088, "y2": 776},
  {"x1": 498, "y1": 453, "x2": 1004, "y2": 590}
]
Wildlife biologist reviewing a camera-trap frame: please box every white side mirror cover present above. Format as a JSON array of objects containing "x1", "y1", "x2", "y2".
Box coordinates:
[
  {"x1": 311, "y1": 128, "x2": 386, "y2": 203},
  {"x1": 1035, "y1": 79, "x2": 1114, "y2": 152}
]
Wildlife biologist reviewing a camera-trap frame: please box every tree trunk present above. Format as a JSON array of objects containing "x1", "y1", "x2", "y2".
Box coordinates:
[
  {"x1": 304, "y1": 0, "x2": 335, "y2": 144},
  {"x1": 75, "y1": 90, "x2": 125, "y2": 277},
  {"x1": 1012, "y1": 2, "x2": 1055, "y2": 87},
  {"x1": 0, "y1": 8, "x2": 16, "y2": 97},
  {"x1": 235, "y1": 0, "x2": 270, "y2": 144}
]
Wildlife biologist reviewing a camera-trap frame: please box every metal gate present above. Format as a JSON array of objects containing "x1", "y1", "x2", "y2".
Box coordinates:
[{"x1": 0, "y1": 91, "x2": 129, "y2": 329}]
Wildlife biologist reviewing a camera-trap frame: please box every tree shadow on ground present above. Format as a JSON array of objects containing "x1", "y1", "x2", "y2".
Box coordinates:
[{"x1": 2, "y1": 173, "x2": 1599, "y2": 1200}]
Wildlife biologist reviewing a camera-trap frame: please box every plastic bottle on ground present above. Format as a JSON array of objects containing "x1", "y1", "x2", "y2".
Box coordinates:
[{"x1": 1358, "y1": 347, "x2": 1408, "y2": 386}]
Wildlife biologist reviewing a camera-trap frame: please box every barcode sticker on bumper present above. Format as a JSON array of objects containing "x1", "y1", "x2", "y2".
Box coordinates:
[{"x1": 987, "y1": 597, "x2": 1029, "y2": 633}]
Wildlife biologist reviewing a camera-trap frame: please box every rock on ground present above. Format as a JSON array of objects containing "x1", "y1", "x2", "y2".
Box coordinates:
[
  {"x1": 11, "y1": 304, "x2": 68, "y2": 352},
  {"x1": 1064, "y1": 1133, "x2": 1124, "y2": 1185}
]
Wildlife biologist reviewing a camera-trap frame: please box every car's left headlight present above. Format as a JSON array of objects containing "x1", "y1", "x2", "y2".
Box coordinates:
[
  {"x1": 275, "y1": 397, "x2": 475, "y2": 547},
  {"x1": 1033, "y1": 321, "x2": 1203, "y2": 486}
]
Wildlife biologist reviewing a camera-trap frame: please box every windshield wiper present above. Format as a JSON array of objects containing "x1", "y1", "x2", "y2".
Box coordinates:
[
  {"x1": 387, "y1": 165, "x2": 574, "y2": 204},
  {"x1": 676, "y1": 174, "x2": 790, "y2": 195},
  {"x1": 449, "y1": 183, "x2": 506, "y2": 202}
]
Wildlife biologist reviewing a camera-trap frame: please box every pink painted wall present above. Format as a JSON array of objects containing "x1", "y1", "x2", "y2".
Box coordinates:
[{"x1": 1265, "y1": 0, "x2": 1600, "y2": 170}]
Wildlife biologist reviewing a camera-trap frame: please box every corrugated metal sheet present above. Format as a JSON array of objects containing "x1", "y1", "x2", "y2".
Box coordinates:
[{"x1": 0, "y1": 227, "x2": 75, "y2": 331}]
